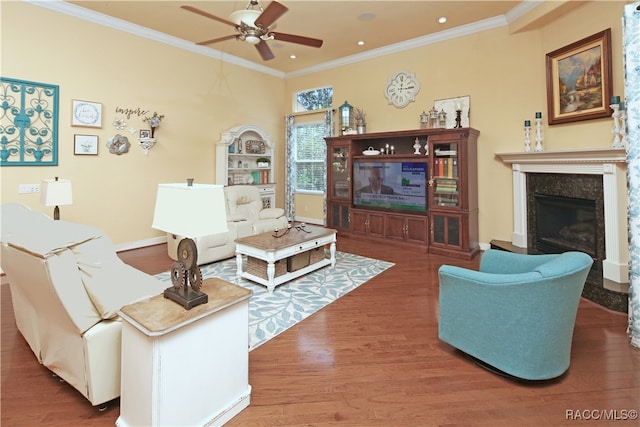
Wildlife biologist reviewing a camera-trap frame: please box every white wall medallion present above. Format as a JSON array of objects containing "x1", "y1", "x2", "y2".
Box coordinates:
[
  {"x1": 112, "y1": 118, "x2": 127, "y2": 130},
  {"x1": 107, "y1": 134, "x2": 130, "y2": 155}
]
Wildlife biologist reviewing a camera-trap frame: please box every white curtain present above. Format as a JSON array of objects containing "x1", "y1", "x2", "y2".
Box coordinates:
[
  {"x1": 624, "y1": 2, "x2": 640, "y2": 348},
  {"x1": 323, "y1": 109, "x2": 336, "y2": 225},
  {"x1": 284, "y1": 114, "x2": 296, "y2": 220}
]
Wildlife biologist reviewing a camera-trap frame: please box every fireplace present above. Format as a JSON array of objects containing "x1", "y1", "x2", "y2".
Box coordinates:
[
  {"x1": 534, "y1": 194, "x2": 597, "y2": 257},
  {"x1": 526, "y1": 172, "x2": 606, "y2": 281},
  {"x1": 497, "y1": 148, "x2": 628, "y2": 313}
]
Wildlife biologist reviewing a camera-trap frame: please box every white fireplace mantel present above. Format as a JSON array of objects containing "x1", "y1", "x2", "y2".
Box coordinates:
[{"x1": 496, "y1": 147, "x2": 628, "y2": 292}]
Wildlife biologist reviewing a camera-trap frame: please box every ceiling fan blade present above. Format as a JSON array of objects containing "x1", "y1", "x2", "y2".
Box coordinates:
[
  {"x1": 255, "y1": 1, "x2": 288, "y2": 28},
  {"x1": 181, "y1": 5, "x2": 237, "y2": 28},
  {"x1": 196, "y1": 34, "x2": 238, "y2": 46},
  {"x1": 255, "y1": 40, "x2": 275, "y2": 61},
  {"x1": 271, "y1": 32, "x2": 323, "y2": 48}
]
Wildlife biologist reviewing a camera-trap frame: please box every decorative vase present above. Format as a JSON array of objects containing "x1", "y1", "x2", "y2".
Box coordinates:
[
  {"x1": 357, "y1": 121, "x2": 366, "y2": 134},
  {"x1": 139, "y1": 137, "x2": 156, "y2": 155}
]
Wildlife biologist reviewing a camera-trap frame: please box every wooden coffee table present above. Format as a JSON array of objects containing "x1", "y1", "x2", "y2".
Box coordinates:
[{"x1": 235, "y1": 224, "x2": 337, "y2": 292}]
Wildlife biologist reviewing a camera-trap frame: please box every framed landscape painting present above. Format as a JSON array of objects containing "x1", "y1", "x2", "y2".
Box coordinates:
[{"x1": 545, "y1": 29, "x2": 612, "y2": 125}]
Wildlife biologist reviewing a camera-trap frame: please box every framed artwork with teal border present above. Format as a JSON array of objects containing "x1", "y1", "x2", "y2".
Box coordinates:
[{"x1": 0, "y1": 77, "x2": 59, "y2": 166}]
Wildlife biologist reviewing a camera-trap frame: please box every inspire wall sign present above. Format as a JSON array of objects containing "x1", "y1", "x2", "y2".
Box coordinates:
[{"x1": 0, "y1": 77, "x2": 59, "y2": 166}]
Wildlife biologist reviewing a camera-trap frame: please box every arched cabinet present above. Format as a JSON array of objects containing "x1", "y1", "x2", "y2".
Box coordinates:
[{"x1": 216, "y1": 124, "x2": 276, "y2": 208}]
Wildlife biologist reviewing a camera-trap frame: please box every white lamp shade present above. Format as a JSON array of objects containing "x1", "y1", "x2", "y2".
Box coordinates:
[
  {"x1": 152, "y1": 183, "x2": 228, "y2": 238},
  {"x1": 230, "y1": 9, "x2": 260, "y2": 27},
  {"x1": 41, "y1": 179, "x2": 73, "y2": 207}
]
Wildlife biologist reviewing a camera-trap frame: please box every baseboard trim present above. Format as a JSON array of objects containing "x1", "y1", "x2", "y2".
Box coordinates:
[
  {"x1": 114, "y1": 236, "x2": 166, "y2": 252},
  {"x1": 293, "y1": 216, "x2": 324, "y2": 226}
]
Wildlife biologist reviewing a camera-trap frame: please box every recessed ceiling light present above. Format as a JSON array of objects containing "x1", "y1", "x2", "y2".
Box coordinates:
[
  {"x1": 358, "y1": 12, "x2": 376, "y2": 21},
  {"x1": 289, "y1": 54, "x2": 297, "y2": 59},
  {"x1": 357, "y1": 40, "x2": 365, "y2": 46},
  {"x1": 438, "y1": 16, "x2": 447, "y2": 24}
]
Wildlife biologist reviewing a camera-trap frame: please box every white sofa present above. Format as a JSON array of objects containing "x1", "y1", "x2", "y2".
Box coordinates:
[
  {"x1": 167, "y1": 185, "x2": 289, "y2": 265},
  {"x1": 0, "y1": 203, "x2": 167, "y2": 407}
]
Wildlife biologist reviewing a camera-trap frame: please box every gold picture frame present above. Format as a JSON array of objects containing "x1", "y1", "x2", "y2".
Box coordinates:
[
  {"x1": 71, "y1": 99, "x2": 103, "y2": 128},
  {"x1": 545, "y1": 29, "x2": 612, "y2": 125}
]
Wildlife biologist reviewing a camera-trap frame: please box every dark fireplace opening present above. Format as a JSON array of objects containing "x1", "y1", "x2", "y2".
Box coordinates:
[
  {"x1": 534, "y1": 193, "x2": 597, "y2": 258},
  {"x1": 520, "y1": 173, "x2": 627, "y2": 313}
]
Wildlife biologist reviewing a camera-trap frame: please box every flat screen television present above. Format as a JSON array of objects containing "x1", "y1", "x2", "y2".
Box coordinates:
[{"x1": 352, "y1": 159, "x2": 428, "y2": 213}]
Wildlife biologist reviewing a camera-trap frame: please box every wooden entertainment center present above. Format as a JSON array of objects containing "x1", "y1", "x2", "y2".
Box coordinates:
[{"x1": 325, "y1": 127, "x2": 480, "y2": 259}]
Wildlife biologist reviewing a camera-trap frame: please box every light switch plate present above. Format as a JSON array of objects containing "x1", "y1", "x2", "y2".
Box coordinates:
[{"x1": 19, "y1": 184, "x2": 40, "y2": 194}]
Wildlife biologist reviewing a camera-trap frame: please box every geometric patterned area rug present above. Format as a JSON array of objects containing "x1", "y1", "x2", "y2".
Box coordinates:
[{"x1": 155, "y1": 251, "x2": 394, "y2": 350}]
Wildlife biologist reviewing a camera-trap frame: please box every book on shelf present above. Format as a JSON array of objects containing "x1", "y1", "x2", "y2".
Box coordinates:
[
  {"x1": 435, "y1": 158, "x2": 458, "y2": 179},
  {"x1": 435, "y1": 149, "x2": 457, "y2": 156},
  {"x1": 436, "y1": 178, "x2": 457, "y2": 193}
]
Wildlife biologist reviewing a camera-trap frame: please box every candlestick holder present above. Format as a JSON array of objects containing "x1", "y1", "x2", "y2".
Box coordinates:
[
  {"x1": 453, "y1": 110, "x2": 462, "y2": 129},
  {"x1": 534, "y1": 117, "x2": 543, "y2": 152},
  {"x1": 524, "y1": 124, "x2": 531, "y2": 152},
  {"x1": 454, "y1": 109, "x2": 462, "y2": 128},
  {"x1": 610, "y1": 103, "x2": 623, "y2": 148}
]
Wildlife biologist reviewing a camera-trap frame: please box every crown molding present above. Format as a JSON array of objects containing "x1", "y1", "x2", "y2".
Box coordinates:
[
  {"x1": 285, "y1": 15, "x2": 509, "y2": 78},
  {"x1": 24, "y1": 0, "x2": 285, "y2": 78},
  {"x1": 27, "y1": 0, "x2": 534, "y2": 80},
  {"x1": 504, "y1": 0, "x2": 545, "y2": 24}
]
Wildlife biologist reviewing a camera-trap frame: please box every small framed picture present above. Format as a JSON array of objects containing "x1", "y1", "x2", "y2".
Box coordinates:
[
  {"x1": 71, "y1": 100, "x2": 103, "y2": 128},
  {"x1": 140, "y1": 129, "x2": 151, "y2": 138},
  {"x1": 74, "y1": 134, "x2": 99, "y2": 155}
]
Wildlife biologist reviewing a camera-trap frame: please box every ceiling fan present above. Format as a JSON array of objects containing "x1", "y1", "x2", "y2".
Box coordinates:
[{"x1": 181, "y1": 0, "x2": 323, "y2": 61}]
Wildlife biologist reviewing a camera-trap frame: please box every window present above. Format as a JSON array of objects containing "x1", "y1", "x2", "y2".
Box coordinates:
[
  {"x1": 294, "y1": 122, "x2": 326, "y2": 193},
  {"x1": 294, "y1": 86, "x2": 333, "y2": 113}
]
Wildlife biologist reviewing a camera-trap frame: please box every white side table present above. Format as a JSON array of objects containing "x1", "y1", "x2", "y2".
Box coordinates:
[{"x1": 116, "y1": 278, "x2": 252, "y2": 427}]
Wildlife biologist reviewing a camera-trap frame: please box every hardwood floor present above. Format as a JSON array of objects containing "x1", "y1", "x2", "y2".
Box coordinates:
[{"x1": 2, "y1": 236, "x2": 638, "y2": 426}]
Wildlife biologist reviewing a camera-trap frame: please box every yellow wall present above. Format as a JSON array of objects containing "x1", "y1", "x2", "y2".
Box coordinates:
[
  {"x1": 286, "y1": 0, "x2": 627, "y2": 245},
  {"x1": 1, "y1": 1, "x2": 284, "y2": 246},
  {"x1": 2, "y1": 1, "x2": 627, "y2": 248}
]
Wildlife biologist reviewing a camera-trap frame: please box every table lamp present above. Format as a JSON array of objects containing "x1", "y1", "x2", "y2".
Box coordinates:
[
  {"x1": 152, "y1": 180, "x2": 228, "y2": 309},
  {"x1": 41, "y1": 177, "x2": 72, "y2": 220}
]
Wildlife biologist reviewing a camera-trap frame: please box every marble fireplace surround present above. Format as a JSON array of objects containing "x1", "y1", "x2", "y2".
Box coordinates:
[{"x1": 496, "y1": 147, "x2": 629, "y2": 295}]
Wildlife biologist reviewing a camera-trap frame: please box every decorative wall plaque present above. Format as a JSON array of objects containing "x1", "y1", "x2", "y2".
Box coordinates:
[{"x1": 0, "y1": 77, "x2": 59, "y2": 166}]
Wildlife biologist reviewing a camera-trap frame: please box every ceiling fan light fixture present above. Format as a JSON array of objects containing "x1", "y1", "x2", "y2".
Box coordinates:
[
  {"x1": 245, "y1": 34, "x2": 261, "y2": 45},
  {"x1": 184, "y1": 1, "x2": 323, "y2": 62},
  {"x1": 230, "y1": 9, "x2": 261, "y2": 27}
]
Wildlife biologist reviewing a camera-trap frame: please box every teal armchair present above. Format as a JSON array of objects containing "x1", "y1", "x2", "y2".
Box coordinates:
[{"x1": 438, "y1": 249, "x2": 593, "y2": 380}]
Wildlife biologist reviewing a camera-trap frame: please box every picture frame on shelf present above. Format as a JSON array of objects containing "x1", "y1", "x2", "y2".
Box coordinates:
[
  {"x1": 74, "y1": 134, "x2": 99, "y2": 155},
  {"x1": 139, "y1": 129, "x2": 151, "y2": 138},
  {"x1": 245, "y1": 139, "x2": 266, "y2": 154},
  {"x1": 545, "y1": 28, "x2": 612, "y2": 125},
  {"x1": 433, "y1": 95, "x2": 470, "y2": 128},
  {"x1": 71, "y1": 99, "x2": 102, "y2": 128}
]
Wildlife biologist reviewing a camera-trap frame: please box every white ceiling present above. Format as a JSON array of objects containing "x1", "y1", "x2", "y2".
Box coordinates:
[{"x1": 64, "y1": 1, "x2": 529, "y2": 75}]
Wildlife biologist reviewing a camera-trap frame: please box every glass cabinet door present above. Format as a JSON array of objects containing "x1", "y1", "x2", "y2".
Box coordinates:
[
  {"x1": 330, "y1": 203, "x2": 350, "y2": 230},
  {"x1": 432, "y1": 213, "x2": 461, "y2": 248},
  {"x1": 331, "y1": 145, "x2": 350, "y2": 200},
  {"x1": 431, "y1": 142, "x2": 459, "y2": 208}
]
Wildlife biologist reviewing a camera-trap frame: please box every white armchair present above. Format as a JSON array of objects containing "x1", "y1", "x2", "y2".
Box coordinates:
[
  {"x1": 0, "y1": 203, "x2": 167, "y2": 407},
  {"x1": 224, "y1": 185, "x2": 289, "y2": 234}
]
